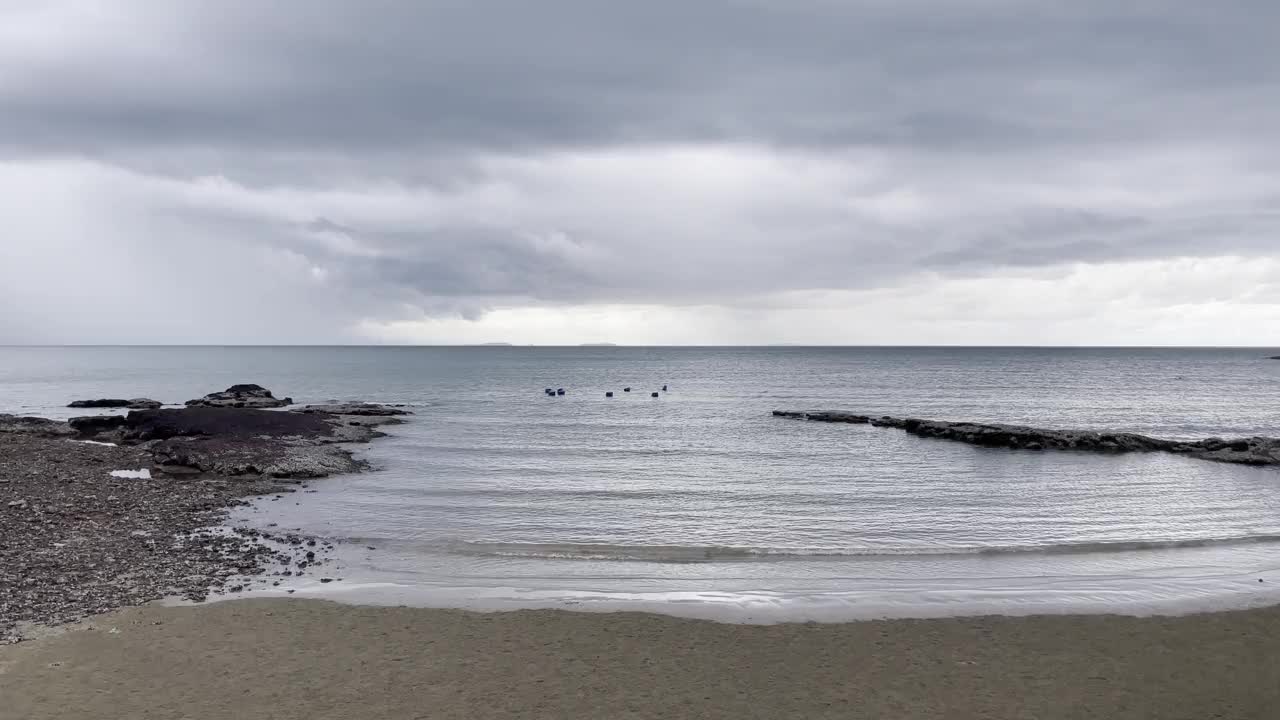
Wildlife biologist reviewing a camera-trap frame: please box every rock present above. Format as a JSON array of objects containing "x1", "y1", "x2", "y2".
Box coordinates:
[
  {"x1": 605, "y1": 392, "x2": 614, "y2": 397},
  {"x1": 127, "y1": 398, "x2": 163, "y2": 410},
  {"x1": 774, "y1": 411, "x2": 1280, "y2": 467},
  {"x1": 185, "y1": 384, "x2": 292, "y2": 409},
  {"x1": 68, "y1": 399, "x2": 130, "y2": 409},
  {"x1": 68, "y1": 415, "x2": 128, "y2": 436},
  {"x1": 651, "y1": 392, "x2": 659, "y2": 397},
  {"x1": 123, "y1": 407, "x2": 336, "y2": 442},
  {"x1": 68, "y1": 398, "x2": 162, "y2": 410},
  {"x1": 0, "y1": 415, "x2": 74, "y2": 437},
  {"x1": 291, "y1": 403, "x2": 411, "y2": 417}
]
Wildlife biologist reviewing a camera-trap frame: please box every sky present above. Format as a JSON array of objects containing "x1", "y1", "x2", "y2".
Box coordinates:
[{"x1": 2, "y1": 1, "x2": 1279, "y2": 345}]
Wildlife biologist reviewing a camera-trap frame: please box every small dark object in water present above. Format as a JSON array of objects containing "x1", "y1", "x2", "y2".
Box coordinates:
[
  {"x1": 545, "y1": 388, "x2": 554, "y2": 394},
  {"x1": 623, "y1": 387, "x2": 631, "y2": 392},
  {"x1": 605, "y1": 392, "x2": 613, "y2": 397},
  {"x1": 556, "y1": 388, "x2": 566, "y2": 396},
  {"x1": 651, "y1": 392, "x2": 659, "y2": 398},
  {"x1": 662, "y1": 385, "x2": 668, "y2": 392}
]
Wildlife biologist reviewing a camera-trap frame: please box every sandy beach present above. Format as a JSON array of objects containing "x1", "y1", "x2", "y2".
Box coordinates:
[{"x1": 3, "y1": 598, "x2": 1278, "y2": 720}]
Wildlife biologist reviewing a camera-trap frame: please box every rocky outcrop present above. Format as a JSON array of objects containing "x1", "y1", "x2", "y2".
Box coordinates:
[
  {"x1": 185, "y1": 384, "x2": 292, "y2": 409},
  {"x1": 68, "y1": 415, "x2": 128, "y2": 436},
  {"x1": 123, "y1": 407, "x2": 337, "y2": 442},
  {"x1": 148, "y1": 436, "x2": 363, "y2": 479},
  {"x1": 773, "y1": 411, "x2": 1280, "y2": 467},
  {"x1": 1, "y1": 390, "x2": 411, "y2": 640},
  {"x1": 1, "y1": 427, "x2": 348, "y2": 640},
  {"x1": 291, "y1": 402, "x2": 411, "y2": 417},
  {"x1": 68, "y1": 398, "x2": 162, "y2": 410},
  {"x1": 0, "y1": 415, "x2": 74, "y2": 437}
]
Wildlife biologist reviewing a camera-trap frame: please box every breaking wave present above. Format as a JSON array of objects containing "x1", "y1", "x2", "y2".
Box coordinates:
[{"x1": 442, "y1": 534, "x2": 1280, "y2": 563}]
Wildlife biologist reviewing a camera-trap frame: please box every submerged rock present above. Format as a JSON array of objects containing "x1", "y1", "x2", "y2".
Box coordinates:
[
  {"x1": 68, "y1": 398, "x2": 162, "y2": 410},
  {"x1": 291, "y1": 402, "x2": 411, "y2": 417},
  {"x1": 773, "y1": 411, "x2": 1280, "y2": 467},
  {"x1": 185, "y1": 384, "x2": 292, "y2": 409}
]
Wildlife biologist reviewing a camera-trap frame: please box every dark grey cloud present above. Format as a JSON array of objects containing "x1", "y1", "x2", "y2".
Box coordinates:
[
  {"x1": 5, "y1": 1, "x2": 1278, "y2": 162},
  {"x1": 3, "y1": 1, "x2": 1280, "y2": 343}
]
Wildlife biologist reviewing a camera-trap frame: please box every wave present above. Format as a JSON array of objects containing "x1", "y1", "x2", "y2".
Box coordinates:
[{"x1": 444, "y1": 534, "x2": 1280, "y2": 563}]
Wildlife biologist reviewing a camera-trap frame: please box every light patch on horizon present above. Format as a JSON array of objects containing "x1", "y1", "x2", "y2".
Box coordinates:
[{"x1": 357, "y1": 257, "x2": 1280, "y2": 347}]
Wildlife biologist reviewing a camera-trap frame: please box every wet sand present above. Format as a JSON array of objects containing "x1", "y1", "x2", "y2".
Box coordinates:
[{"x1": 3, "y1": 599, "x2": 1278, "y2": 719}]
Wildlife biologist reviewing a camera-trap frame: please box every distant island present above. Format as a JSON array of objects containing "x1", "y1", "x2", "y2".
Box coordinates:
[
  {"x1": 579, "y1": 343, "x2": 619, "y2": 347},
  {"x1": 478, "y1": 342, "x2": 514, "y2": 346}
]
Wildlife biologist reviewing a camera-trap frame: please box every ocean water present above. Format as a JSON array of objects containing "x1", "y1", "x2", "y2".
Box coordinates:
[{"x1": 5, "y1": 345, "x2": 1280, "y2": 621}]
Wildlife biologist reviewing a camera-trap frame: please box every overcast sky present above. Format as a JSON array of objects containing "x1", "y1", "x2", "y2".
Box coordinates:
[{"x1": 3, "y1": 1, "x2": 1279, "y2": 345}]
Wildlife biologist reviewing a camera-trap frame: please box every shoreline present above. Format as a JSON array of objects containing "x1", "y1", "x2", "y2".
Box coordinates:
[
  {"x1": 3, "y1": 597, "x2": 1278, "y2": 719},
  {"x1": 0, "y1": 388, "x2": 409, "y2": 642},
  {"x1": 8, "y1": 392, "x2": 1280, "y2": 638}
]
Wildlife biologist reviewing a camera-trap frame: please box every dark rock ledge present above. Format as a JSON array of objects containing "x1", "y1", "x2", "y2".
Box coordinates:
[
  {"x1": 0, "y1": 386, "x2": 412, "y2": 643},
  {"x1": 773, "y1": 411, "x2": 1280, "y2": 467},
  {"x1": 68, "y1": 398, "x2": 162, "y2": 410}
]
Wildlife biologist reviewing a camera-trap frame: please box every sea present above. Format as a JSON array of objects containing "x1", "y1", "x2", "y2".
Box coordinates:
[{"x1": 4, "y1": 345, "x2": 1280, "y2": 622}]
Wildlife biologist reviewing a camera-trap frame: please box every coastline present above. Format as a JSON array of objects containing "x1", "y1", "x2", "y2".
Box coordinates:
[
  {"x1": 0, "y1": 389, "x2": 409, "y2": 641},
  {"x1": 5, "y1": 378, "x2": 1280, "y2": 716},
  {"x1": 3, "y1": 597, "x2": 1278, "y2": 719}
]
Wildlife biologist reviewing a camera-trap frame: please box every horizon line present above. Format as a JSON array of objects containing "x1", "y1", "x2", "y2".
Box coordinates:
[{"x1": 3, "y1": 344, "x2": 1280, "y2": 350}]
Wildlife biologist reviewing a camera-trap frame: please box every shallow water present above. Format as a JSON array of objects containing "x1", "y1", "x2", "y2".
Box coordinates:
[{"x1": 6, "y1": 345, "x2": 1280, "y2": 620}]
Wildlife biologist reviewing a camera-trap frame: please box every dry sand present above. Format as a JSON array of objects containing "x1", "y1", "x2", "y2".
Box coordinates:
[{"x1": 3, "y1": 600, "x2": 1278, "y2": 719}]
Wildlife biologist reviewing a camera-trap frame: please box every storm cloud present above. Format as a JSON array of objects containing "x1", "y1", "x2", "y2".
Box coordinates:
[{"x1": 3, "y1": 1, "x2": 1279, "y2": 344}]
